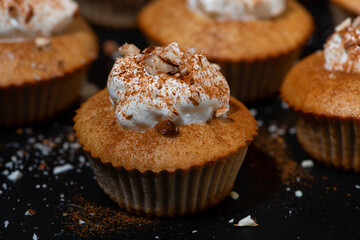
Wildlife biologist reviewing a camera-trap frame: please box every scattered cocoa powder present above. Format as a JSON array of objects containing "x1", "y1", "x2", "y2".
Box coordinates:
[{"x1": 61, "y1": 195, "x2": 157, "y2": 238}]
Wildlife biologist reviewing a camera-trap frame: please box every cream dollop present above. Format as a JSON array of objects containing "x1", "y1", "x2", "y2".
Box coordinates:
[
  {"x1": 107, "y1": 42, "x2": 230, "y2": 131},
  {"x1": 187, "y1": 0, "x2": 286, "y2": 21},
  {"x1": 324, "y1": 17, "x2": 360, "y2": 73},
  {"x1": 0, "y1": 0, "x2": 78, "y2": 38}
]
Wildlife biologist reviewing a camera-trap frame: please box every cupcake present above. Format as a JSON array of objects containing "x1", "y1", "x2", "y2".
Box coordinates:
[
  {"x1": 75, "y1": 0, "x2": 152, "y2": 29},
  {"x1": 329, "y1": 0, "x2": 360, "y2": 26},
  {"x1": 0, "y1": 0, "x2": 98, "y2": 126},
  {"x1": 74, "y1": 43, "x2": 257, "y2": 217},
  {"x1": 138, "y1": 0, "x2": 314, "y2": 102},
  {"x1": 281, "y1": 18, "x2": 360, "y2": 172}
]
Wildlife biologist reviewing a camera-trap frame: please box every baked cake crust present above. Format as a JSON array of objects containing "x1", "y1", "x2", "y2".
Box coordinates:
[
  {"x1": 281, "y1": 51, "x2": 360, "y2": 120},
  {"x1": 0, "y1": 17, "x2": 98, "y2": 88},
  {"x1": 74, "y1": 89, "x2": 257, "y2": 172},
  {"x1": 138, "y1": 0, "x2": 314, "y2": 62}
]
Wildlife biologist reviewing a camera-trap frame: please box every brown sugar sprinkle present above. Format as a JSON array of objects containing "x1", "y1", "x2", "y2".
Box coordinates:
[
  {"x1": 62, "y1": 195, "x2": 157, "y2": 238},
  {"x1": 103, "y1": 40, "x2": 119, "y2": 57},
  {"x1": 26, "y1": 209, "x2": 37, "y2": 216},
  {"x1": 39, "y1": 163, "x2": 47, "y2": 170},
  {"x1": 67, "y1": 132, "x2": 76, "y2": 143},
  {"x1": 154, "y1": 119, "x2": 179, "y2": 137}
]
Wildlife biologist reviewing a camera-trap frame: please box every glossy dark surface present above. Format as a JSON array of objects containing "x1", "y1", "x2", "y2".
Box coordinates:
[{"x1": 1, "y1": 1, "x2": 360, "y2": 239}]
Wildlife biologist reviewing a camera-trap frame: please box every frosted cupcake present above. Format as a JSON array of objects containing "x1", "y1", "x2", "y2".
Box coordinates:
[
  {"x1": 74, "y1": 43, "x2": 257, "y2": 217},
  {"x1": 0, "y1": 0, "x2": 98, "y2": 126},
  {"x1": 329, "y1": 0, "x2": 360, "y2": 26},
  {"x1": 138, "y1": 0, "x2": 314, "y2": 102},
  {"x1": 75, "y1": 0, "x2": 151, "y2": 28},
  {"x1": 281, "y1": 18, "x2": 360, "y2": 172}
]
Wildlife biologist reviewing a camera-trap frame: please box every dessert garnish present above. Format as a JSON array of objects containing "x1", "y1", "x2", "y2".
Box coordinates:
[{"x1": 108, "y1": 42, "x2": 230, "y2": 132}]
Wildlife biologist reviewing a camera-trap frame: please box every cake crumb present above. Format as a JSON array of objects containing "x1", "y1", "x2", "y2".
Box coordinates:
[
  {"x1": 4, "y1": 220, "x2": 9, "y2": 228},
  {"x1": 234, "y1": 215, "x2": 258, "y2": 227},
  {"x1": 79, "y1": 220, "x2": 86, "y2": 225},
  {"x1": 229, "y1": 191, "x2": 239, "y2": 200},
  {"x1": 228, "y1": 218, "x2": 234, "y2": 223},
  {"x1": 192, "y1": 230, "x2": 198, "y2": 233},
  {"x1": 301, "y1": 160, "x2": 314, "y2": 168},
  {"x1": 35, "y1": 37, "x2": 50, "y2": 49},
  {"x1": 355, "y1": 185, "x2": 360, "y2": 189},
  {"x1": 25, "y1": 209, "x2": 37, "y2": 216},
  {"x1": 53, "y1": 164, "x2": 73, "y2": 175},
  {"x1": 33, "y1": 233, "x2": 39, "y2": 240},
  {"x1": 7, "y1": 170, "x2": 23, "y2": 182},
  {"x1": 295, "y1": 190, "x2": 303, "y2": 198}
]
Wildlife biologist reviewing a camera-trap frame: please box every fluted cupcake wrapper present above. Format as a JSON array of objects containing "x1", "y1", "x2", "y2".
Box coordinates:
[
  {"x1": 76, "y1": 0, "x2": 151, "y2": 29},
  {"x1": 86, "y1": 146, "x2": 248, "y2": 218},
  {"x1": 296, "y1": 112, "x2": 360, "y2": 172},
  {"x1": 329, "y1": 3, "x2": 356, "y2": 27},
  {"x1": 0, "y1": 68, "x2": 87, "y2": 127},
  {"x1": 217, "y1": 49, "x2": 301, "y2": 102}
]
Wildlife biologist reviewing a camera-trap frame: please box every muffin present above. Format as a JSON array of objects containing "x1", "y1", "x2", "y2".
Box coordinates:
[
  {"x1": 329, "y1": 0, "x2": 360, "y2": 25},
  {"x1": 138, "y1": 0, "x2": 314, "y2": 102},
  {"x1": 281, "y1": 18, "x2": 360, "y2": 172},
  {"x1": 74, "y1": 43, "x2": 257, "y2": 217},
  {"x1": 75, "y1": 0, "x2": 152, "y2": 28},
  {"x1": 0, "y1": 0, "x2": 98, "y2": 126}
]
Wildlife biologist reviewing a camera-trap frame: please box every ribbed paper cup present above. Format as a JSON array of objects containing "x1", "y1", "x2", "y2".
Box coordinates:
[
  {"x1": 0, "y1": 68, "x2": 87, "y2": 127},
  {"x1": 86, "y1": 146, "x2": 248, "y2": 218},
  {"x1": 296, "y1": 112, "x2": 360, "y2": 172},
  {"x1": 217, "y1": 49, "x2": 301, "y2": 102},
  {"x1": 76, "y1": 0, "x2": 151, "y2": 29},
  {"x1": 329, "y1": 2, "x2": 356, "y2": 27}
]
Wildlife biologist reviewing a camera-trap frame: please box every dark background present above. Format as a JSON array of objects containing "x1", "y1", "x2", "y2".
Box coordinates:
[{"x1": 1, "y1": 1, "x2": 360, "y2": 239}]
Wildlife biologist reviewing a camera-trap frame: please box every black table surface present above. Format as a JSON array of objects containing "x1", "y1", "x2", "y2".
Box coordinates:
[{"x1": 1, "y1": 1, "x2": 360, "y2": 239}]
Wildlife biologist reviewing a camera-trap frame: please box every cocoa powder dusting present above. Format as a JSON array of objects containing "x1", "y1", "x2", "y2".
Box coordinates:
[
  {"x1": 62, "y1": 195, "x2": 157, "y2": 238},
  {"x1": 253, "y1": 124, "x2": 312, "y2": 185}
]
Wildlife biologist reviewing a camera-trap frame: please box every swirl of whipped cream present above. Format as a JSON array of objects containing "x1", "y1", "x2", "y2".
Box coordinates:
[
  {"x1": 187, "y1": 0, "x2": 286, "y2": 21},
  {"x1": 324, "y1": 17, "x2": 360, "y2": 73},
  {"x1": 107, "y1": 42, "x2": 230, "y2": 131},
  {"x1": 0, "y1": 0, "x2": 78, "y2": 38}
]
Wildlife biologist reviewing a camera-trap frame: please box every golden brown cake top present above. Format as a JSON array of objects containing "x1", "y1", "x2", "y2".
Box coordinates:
[
  {"x1": 74, "y1": 89, "x2": 257, "y2": 173},
  {"x1": 0, "y1": 17, "x2": 98, "y2": 88},
  {"x1": 138, "y1": 0, "x2": 314, "y2": 62},
  {"x1": 331, "y1": 0, "x2": 360, "y2": 15},
  {"x1": 281, "y1": 51, "x2": 360, "y2": 119}
]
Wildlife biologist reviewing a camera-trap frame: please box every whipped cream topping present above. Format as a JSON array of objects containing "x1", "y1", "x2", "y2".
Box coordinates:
[
  {"x1": 0, "y1": 0, "x2": 78, "y2": 38},
  {"x1": 187, "y1": 0, "x2": 286, "y2": 21},
  {"x1": 324, "y1": 17, "x2": 360, "y2": 73},
  {"x1": 108, "y1": 42, "x2": 230, "y2": 132}
]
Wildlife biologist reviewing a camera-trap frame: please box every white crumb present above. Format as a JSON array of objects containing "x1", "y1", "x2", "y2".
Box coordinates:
[
  {"x1": 286, "y1": 187, "x2": 291, "y2": 191},
  {"x1": 79, "y1": 220, "x2": 86, "y2": 225},
  {"x1": 257, "y1": 119, "x2": 264, "y2": 127},
  {"x1": 2, "y1": 170, "x2": 9, "y2": 176},
  {"x1": 288, "y1": 126, "x2": 296, "y2": 134},
  {"x1": 301, "y1": 160, "x2": 314, "y2": 168},
  {"x1": 234, "y1": 215, "x2": 258, "y2": 227},
  {"x1": 295, "y1": 190, "x2": 303, "y2": 198},
  {"x1": 33, "y1": 233, "x2": 39, "y2": 240},
  {"x1": 192, "y1": 230, "x2": 198, "y2": 233},
  {"x1": 228, "y1": 218, "x2": 234, "y2": 223},
  {"x1": 281, "y1": 101, "x2": 289, "y2": 109},
  {"x1": 249, "y1": 109, "x2": 258, "y2": 117},
  {"x1": 53, "y1": 164, "x2": 73, "y2": 175},
  {"x1": 7, "y1": 170, "x2": 23, "y2": 182},
  {"x1": 268, "y1": 124, "x2": 278, "y2": 133},
  {"x1": 355, "y1": 185, "x2": 360, "y2": 189},
  {"x1": 4, "y1": 220, "x2": 9, "y2": 228},
  {"x1": 229, "y1": 191, "x2": 239, "y2": 200}
]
